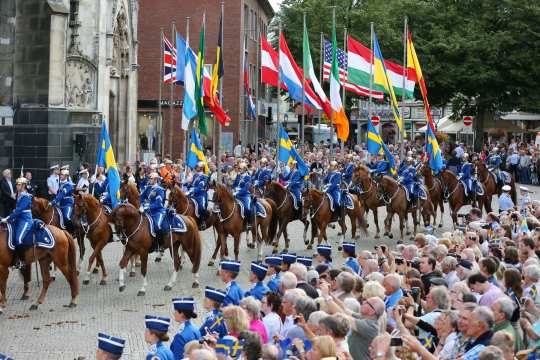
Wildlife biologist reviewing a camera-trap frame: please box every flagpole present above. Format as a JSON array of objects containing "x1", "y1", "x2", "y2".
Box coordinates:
[
  {"x1": 301, "y1": 11, "x2": 306, "y2": 153},
  {"x1": 255, "y1": 19, "x2": 260, "y2": 159},
  {"x1": 159, "y1": 27, "x2": 164, "y2": 157},
  {"x1": 318, "y1": 31, "x2": 323, "y2": 145},
  {"x1": 368, "y1": 22, "x2": 373, "y2": 161},
  {"x1": 275, "y1": 21, "x2": 282, "y2": 166},
  {"x1": 329, "y1": 6, "x2": 336, "y2": 160},
  {"x1": 341, "y1": 26, "x2": 347, "y2": 155},
  {"x1": 216, "y1": 2, "x2": 223, "y2": 182},
  {"x1": 169, "y1": 21, "x2": 176, "y2": 158},
  {"x1": 183, "y1": 17, "x2": 190, "y2": 163},
  {"x1": 400, "y1": 17, "x2": 407, "y2": 160}
]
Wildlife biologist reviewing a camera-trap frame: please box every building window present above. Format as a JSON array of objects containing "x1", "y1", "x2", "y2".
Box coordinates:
[
  {"x1": 244, "y1": 4, "x2": 249, "y2": 34},
  {"x1": 138, "y1": 112, "x2": 162, "y2": 159}
]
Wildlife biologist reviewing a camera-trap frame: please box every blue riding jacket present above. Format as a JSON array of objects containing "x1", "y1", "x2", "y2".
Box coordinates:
[
  {"x1": 187, "y1": 172, "x2": 208, "y2": 216},
  {"x1": 373, "y1": 160, "x2": 391, "y2": 176},
  {"x1": 233, "y1": 173, "x2": 252, "y2": 216},
  {"x1": 141, "y1": 184, "x2": 166, "y2": 231},
  {"x1": 51, "y1": 180, "x2": 74, "y2": 221},
  {"x1": 93, "y1": 178, "x2": 108, "y2": 198},
  {"x1": 324, "y1": 171, "x2": 342, "y2": 209},
  {"x1": 343, "y1": 163, "x2": 355, "y2": 186},
  {"x1": 283, "y1": 169, "x2": 304, "y2": 206},
  {"x1": 7, "y1": 191, "x2": 33, "y2": 247},
  {"x1": 400, "y1": 166, "x2": 418, "y2": 196},
  {"x1": 487, "y1": 154, "x2": 502, "y2": 168},
  {"x1": 253, "y1": 168, "x2": 272, "y2": 192}
]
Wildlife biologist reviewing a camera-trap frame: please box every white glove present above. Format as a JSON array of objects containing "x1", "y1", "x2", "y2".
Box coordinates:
[
  {"x1": 138, "y1": 206, "x2": 144, "y2": 213},
  {"x1": 1, "y1": 218, "x2": 7, "y2": 223}
]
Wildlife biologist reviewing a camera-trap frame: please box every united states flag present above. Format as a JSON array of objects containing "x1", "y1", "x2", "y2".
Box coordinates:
[
  {"x1": 163, "y1": 35, "x2": 176, "y2": 84},
  {"x1": 323, "y1": 38, "x2": 382, "y2": 99}
]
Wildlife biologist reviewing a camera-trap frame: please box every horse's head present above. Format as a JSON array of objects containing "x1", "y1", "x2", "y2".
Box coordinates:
[
  {"x1": 31, "y1": 197, "x2": 50, "y2": 219},
  {"x1": 110, "y1": 203, "x2": 138, "y2": 244},
  {"x1": 212, "y1": 184, "x2": 231, "y2": 206},
  {"x1": 352, "y1": 164, "x2": 371, "y2": 184}
]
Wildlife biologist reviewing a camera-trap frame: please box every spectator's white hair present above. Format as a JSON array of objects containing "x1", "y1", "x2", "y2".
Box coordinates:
[
  {"x1": 283, "y1": 288, "x2": 306, "y2": 306},
  {"x1": 478, "y1": 346, "x2": 503, "y2": 360},
  {"x1": 404, "y1": 244, "x2": 419, "y2": 258},
  {"x1": 343, "y1": 298, "x2": 361, "y2": 313},
  {"x1": 493, "y1": 297, "x2": 515, "y2": 321},
  {"x1": 362, "y1": 280, "x2": 386, "y2": 300},
  {"x1": 308, "y1": 310, "x2": 328, "y2": 326},
  {"x1": 442, "y1": 256, "x2": 458, "y2": 270},
  {"x1": 280, "y1": 271, "x2": 298, "y2": 291},
  {"x1": 336, "y1": 271, "x2": 355, "y2": 292},
  {"x1": 189, "y1": 349, "x2": 217, "y2": 360},
  {"x1": 365, "y1": 271, "x2": 384, "y2": 284},
  {"x1": 289, "y1": 263, "x2": 308, "y2": 282},
  {"x1": 384, "y1": 273, "x2": 401, "y2": 292},
  {"x1": 430, "y1": 286, "x2": 450, "y2": 310},
  {"x1": 240, "y1": 296, "x2": 262, "y2": 320},
  {"x1": 358, "y1": 250, "x2": 374, "y2": 260},
  {"x1": 524, "y1": 264, "x2": 540, "y2": 282},
  {"x1": 473, "y1": 306, "x2": 495, "y2": 329}
]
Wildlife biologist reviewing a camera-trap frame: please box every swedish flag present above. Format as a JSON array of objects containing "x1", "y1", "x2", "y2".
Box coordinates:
[
  {"x1": 187, "y1": 128, "x2": 209, "y2": 174},
  {"x1": 366, "y1": 118, "x2": 397, "y2": 176},
  {"x1": 97, "y1": 123, "x2": 121, "y2": 207},
  {"x1": 278, "y1": 127, "x2": 309, "y2": 177},
  {"x1": 426, "y1": 125, "x2": 443, "y2": 173}
]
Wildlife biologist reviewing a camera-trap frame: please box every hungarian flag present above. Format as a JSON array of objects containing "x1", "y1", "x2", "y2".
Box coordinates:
[
  {"x1": 303, "y1": 19, "x2": 331, "y2": 120},
  {"x1": 330, "y1": 18, "x2": 349, "y2": 141},
  {"x1": 210, "y1": 12, "x2": 223, "y2": 106},
  {"x1": 195, "y1": 14, "x2": 207, "y2": 135}
]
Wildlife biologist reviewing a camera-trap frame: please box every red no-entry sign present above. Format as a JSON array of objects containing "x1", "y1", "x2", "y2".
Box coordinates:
[
  {"x1": 371, "y1": 116, "x2": 380, "y2": 127},
  {"x1": 463, "y1": 116, "x2": 473, "y2": 126}
]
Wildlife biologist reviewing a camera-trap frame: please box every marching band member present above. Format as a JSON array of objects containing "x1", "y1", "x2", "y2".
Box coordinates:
[
  {"x1": 316, "y1": 245, "x2": 333, "y2": 267},
  {"x1": 144, "y1": 315, "x2": 174, "y2": 360},
  {"x1": 342, "y1": 242, "x2": 360, "y2": 274},
  {"x1": 245, "y1": 261, "x2": 270, "y2": 301},
  {"x1": 219, "y1": 260, "x2": 245, "y2": 306},
  {"x1": 264, "y1": 255, "x2": 282, "y2": 293},
  {"x1": 280, "y1": 252, "x2": 297, "y2": 272},
  {"x1": 170, "y1": 297, "x2": 201, "y2": 359},
  {"x1": 499, "y1": 185, "x2": 515, "y2": 213},
  {"x1": 96, "y1": 333, "x2": 125, "y2": 360},
  {"x1": 200, "y1": 286, "x2": 228, "y2": 339}
]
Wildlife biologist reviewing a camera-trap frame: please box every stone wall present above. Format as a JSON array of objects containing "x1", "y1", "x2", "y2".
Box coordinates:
[{"x1": 0, "y1": 0, "x2": 15, "y2": 106}]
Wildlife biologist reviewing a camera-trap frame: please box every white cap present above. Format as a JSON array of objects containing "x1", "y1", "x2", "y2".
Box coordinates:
[
  {"x1": 79, "y1": 169, "x2": 89, "y2": 175},
  {"x1": 462, "y1": 153, "x2": 469, "y2": 158},
  {"x1": 330, "y1": 160, "x2": 338, "y2": 167},
  {"x1": 520, "y1": 186, "x2": 529, "y2": 192},
  {"x1": 196, "y1": 161, "x2": 205, "y2": 168},
  {"x1": 16, "y1": 177, "x2": 28, "y2": 185},
  {"x1": 260, "y1": 158, "x2": 268, "y2": 164},
  {"x1": 60, "y1": 169, "x2": 69, "y2": 176},
  {"x1": 502, "y1": 185, "x2": 511, "y2": 192},
  {"x1": 164, "y1": 159, "x2": 173, "y2": 164},
  {"x1": 149, "y1": 172, "x2": 159, "y2": 179},
  {"x1": 239, "y1": 162, "x2": 247, "y2": 169},
  {"x1": 50, "y1": 164, "x2": 59, "y2": 170}
]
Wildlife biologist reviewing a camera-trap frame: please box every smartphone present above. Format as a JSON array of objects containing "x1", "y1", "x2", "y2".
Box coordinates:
[
  {"x1": 411, "y1": 287, "x2": 420, "y2": 301},
  {"x1": 390, "y1": 338, "x2": 403, "y2": 347}
]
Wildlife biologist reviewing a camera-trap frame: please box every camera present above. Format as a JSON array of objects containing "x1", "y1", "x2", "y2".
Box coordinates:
[
  {"x1": 481, "y1": 224, "x2": 491, "y2": 230},
  {"x1": 390, "y1": 338, "x2": 403, "y2": 347},
  {"x1": 411, "y1": 287, "x2": 421, "y2": 301},
  {"x1": 395, "y1": 257, "x2": 405, "y2": 265}
]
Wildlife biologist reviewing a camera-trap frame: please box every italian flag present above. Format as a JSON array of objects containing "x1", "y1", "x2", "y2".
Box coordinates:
[
  {"x1": 330, "y1": 19, "x2": 349, "y2": 142},
  {"x1": 347, "y1": 35, "x2": 416, "y2": 100}
]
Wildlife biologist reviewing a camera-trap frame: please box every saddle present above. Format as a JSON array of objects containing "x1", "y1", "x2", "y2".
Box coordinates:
[
  {"x1": 341, "y1": 191, "x2": 355, "y2": 210},
  {"x1": 401, "y1": 184, "x2": 427, "y2": 207},
  {"x1": 6, "y1": 220, "x2": 55, "y2": 251},
  {"x1": 236, "y1": 198, "x2": 267, "y2": 219},
  {"x1": 53, "y1": 206, "x2": 66, "y2": 229},
  {"x1": 145, "y1": 210, "x2": 187, "y2": 253}
]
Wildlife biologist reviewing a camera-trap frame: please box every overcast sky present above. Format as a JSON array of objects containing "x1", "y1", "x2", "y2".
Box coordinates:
[{"x1": 270, "y1": 0, "x2": 282, "y2": 11}]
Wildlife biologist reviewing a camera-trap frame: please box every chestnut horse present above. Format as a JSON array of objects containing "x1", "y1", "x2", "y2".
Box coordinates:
[
  {"x1": 110, "y1": 203, "x2": 202, "y2": 294},
  {"x1": 73, "y1": 194, "x2": 113, "y2": 286},
  {"x1": 302, "y1": 188, "x2": 347, "y2": 249},
  {"x1": 168, "y1": 184, "x2": 215, "y2": 230},
  {"x1": 0, "y1": 224, "x2": 79, "y2": 312},
  {"x1": 264, "y1": 181, "x2": 310, "y2": 253},
  {"x1": 210, "y1": 184, "x2": 275, "y2": 262},
  {"x1": 476, "y1": 159, "x2": 517, "y2": 213},
  {"x1": 351, "y1": 164, "x2": 384, "y2": 238},
  {"x1": 419, "y1": 163, "x2": 445, "y2": 228},
  {"x1": 374, "y1": 175, "x2": 409, "y2": 240},
  {"x1": 439, "y1": 168, "x2": 486, "y2": 226}
]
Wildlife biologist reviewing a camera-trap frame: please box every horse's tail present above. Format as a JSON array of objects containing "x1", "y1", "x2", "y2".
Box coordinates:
[
  {"x1": 64, "y1": 230, "x2": 78, "y2": 279},
  {"x1": 266, "y1": 198, "x2": 278, "y2": 245},
  {"x1": 188, "y1": 217, "x2": 202, "y2": 274}
]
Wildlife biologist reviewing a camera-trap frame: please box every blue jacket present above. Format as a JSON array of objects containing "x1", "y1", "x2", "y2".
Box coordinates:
[
  {"x1": 461, "y1": 162, "x2": 474, "y2": 179},
  {"x1": 397, "y1": 161, "x2": 408, "y2": 177},
  {"x1": 142, "y1": 185, "x2": 166, "y2": 214},
  {"x1": 488, "y1": 155, "x2": 502, "y2": 168},
  {"x1": 345, "y1": 257, "x2": 360, "y2": 274},
  {"x1": 401, "y1": 166, "x2": 417, "y2": 185},
  {"x1": 234, "y1": 173, "x2": 252, "y2": 196},
  {"x1": 284, "y1": 169, "x2": 304, "y2": 192},
  {"x1": 190, "y1": 173, "x2": 208, "y2": 196},
  {"x1": 51, "y1": 180, "x2": 74, "y2": 208},
  {"x1": 253, "y1": 168, "x2": 272, "y2": 188},
  {"x1": 245, "y1": 281, "x2": 270, "y2": 301},
  {"x1": 324, "y1": 171, "x2": 341, "y2": 191},
  {"x1": 267, "y1": 273, "x2": 281, "y2": 293},
  {"x1": 147, "y1": 341, "x2": 174, "y2": 360},
  {"x1": 94, "y1": 178, "x2": 108, "y2": 198},
  {"x1": 223, "y1": 281, "x2": 245, "y2": 306},
  {"x1": 7, "y1": 192, "x2": 33, "y2": 224},
  {"x1": 170, "y1": 321, "x2": 201, "y2": 359},
  {"x1": 200, "y1": 309, "x2": 227, "y2": 339},
  {"x1": 374, "y1": 160, "x2": 390, "y2": 175},
  {"x1": 343, "y1": 164, "x2": 355, "y2": 184}
]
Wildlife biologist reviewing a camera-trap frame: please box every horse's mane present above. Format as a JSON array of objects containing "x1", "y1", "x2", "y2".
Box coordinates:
[
  {"x1": 357, "y1": 164, "x2": 371, "y2": 173},
  {"x1": 381, "y1": 175, "x2": 398, "y2": 185},
  {"x1": 82, "y1": 194, "x2": 100, "y2": 206},
  {"x1": 270, "y1": 181, "x2": 286, "y2": 192},
  {"x1": 216, "y1": 184, "x2": 233, "y2": 201}
]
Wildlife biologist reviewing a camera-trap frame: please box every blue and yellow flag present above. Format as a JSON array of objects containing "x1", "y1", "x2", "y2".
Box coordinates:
[
  {"x1": 97, "y1": 123, "x2": 121, "y2": 208},
  {"x1": 187, "y1": 128, "x2": 209, "y2": 174},
  {"x1": 366, "y1": 118, "x2": 396, "y2": 176},
  {"x1": 426, "y1": 124, "x2": 443, "y2": 173},
  {"x1": 278, "y1": 127, "x2": 309, "y2": 177}
]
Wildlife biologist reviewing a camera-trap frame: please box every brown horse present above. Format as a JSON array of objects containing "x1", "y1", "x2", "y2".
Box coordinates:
[
  {"x1": 374, "y1": 175, "x2": 409, "y2": 240},
  {"x1": 343, "y1": 191, "x2": 368, "y2": 240},
  {"x1": 439, "y1": 168, "x2": 486, "y2": 226},
  {"x1": 211, "y1": 184, "x2": 275, "y2": 262},
  {"x1": 351, "y1": 164, "x2": 384, "y2": 238},
  {"x1": 0, "y1": 224, "x2": 79, "y2": 312},
  {"x1": 264, "y1": 181, "x2": 310, "y2": 253},
  {"x1": 168, "y1": 184, "x2": 215, "y2": 230},
  {"x1": 476, "y1": 159, "x2": 517, "y2": 213},
  {"x1": 73, "y1": 194, "x2": 113, "y2": 285},
  {"x1": 302, "y1": 188, "x2": 347, "y2": 249},
  {"x1": 110, "y1": 203, "x2": 202, "y2": 294},
  {"x1": 419, "y1": 163, "x2": 445, "y2": 228}
]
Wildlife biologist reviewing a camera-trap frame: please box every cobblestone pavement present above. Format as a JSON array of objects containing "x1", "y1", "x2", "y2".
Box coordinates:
[{"x1": 1, "y1": 185, "x2": 538, "y2": 359}]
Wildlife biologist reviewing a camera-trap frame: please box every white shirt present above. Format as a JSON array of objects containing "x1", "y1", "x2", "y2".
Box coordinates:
[
  {"x1": 6, "y1": 178, "x2": 14, "y2": 196},
  {"x1": 280, "y1": 315, "x2": 295, "y2": 338},
  {"x1": 47, "y1": 174, "x2": 59, "y2": 195},
  {"x1": 262, "y1": 312, "x2": 282, "y2": 341},
  {"x1": 77, "y1": 177, "x2": 90, "y2": 193},
  {"x1": 444, "y1": 271, "x2": 460, "y2": 289}
]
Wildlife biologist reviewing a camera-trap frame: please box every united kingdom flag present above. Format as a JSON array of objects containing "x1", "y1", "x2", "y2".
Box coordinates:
[{"x1": 163, "y1": 35, "x2": 176, "y2": 84}]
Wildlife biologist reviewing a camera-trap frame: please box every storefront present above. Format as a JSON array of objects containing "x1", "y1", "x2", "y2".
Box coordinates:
[{"x1": 137, "y1": 111, "x2": 162, "y2": 163}]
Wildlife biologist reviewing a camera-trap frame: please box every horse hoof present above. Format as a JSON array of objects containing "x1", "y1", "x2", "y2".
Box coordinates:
[
  {"x1": 192, "y1": 282, "x2": 199, "y2": 288},
  {"x1": 137, "y1": 290, "x2": 146, "y2": 296},
  {"x1": 306, "y1": 244, "x2": 313, "y2": 250},
  {"x1": 208, "y1": 260, "x2": 215, "y2": 267},
  {"x1": 29, "y1": 304, "x2": 38, "y2": 311},
  {"x1": 388, "y1": 234, "x2": 394, "y2": 239},
  {"x1": 216, "y1": 270, "x2": 220, "y2": 276},
  {"x1": 164, "y1": 285, "x2": 172, "y2": 291},
  {"x1": 375, "y1": 234, "x2": 380, "y2": 239},
  {"x1": 20, "y1": 295, "x2": 29, "y2": 301},
  {"x1": 337, "y1": 246, "x2": 343, "y2": 251},
  {"x1": 92, "y1": 268, "x2": 99, "y2": 274},
  {"x1": 119, "y1": 285, "x2": 126, "y2": 292},
  {"x1": 154, "y1": 257, "x2": 162, "y2": 263},
  {"x1": 406, "y1": 231, "x2": 411, "y2": 236},
  {"x1": 69, "y1": 302, "x2": 77, "y2": 308},
  {"x1": 438, "y1": 224, "x2": 443, "y2": 228},
  {"x1": 82, "y1": 280, "x2": 90, "y2": 286},
  {"x1": 135, "y1": 261, "x2": 141, "y2": 267},
  {"x1": 129, "y1": 271, "x2": 136, "y2": 278},
  {"x1": 366, "y1": 224, "x2": 370, "y2": 228},
  {"x1": 272, "y1": 248, "x2": 278, "y2": 254},
  {"x1": 99, "y1": 280, "x2": 107, "y2": 286},
  {"x1": 50, "y1": 276, "x2": 56, "y2": 282},
  {"x1": 178, "y1": 265, "x2": 183, "y2": 270}
]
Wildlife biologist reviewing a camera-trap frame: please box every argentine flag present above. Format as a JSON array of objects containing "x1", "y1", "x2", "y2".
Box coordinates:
[{"x1": 182, "y1": 43, "x2": 197, "y2": 130}]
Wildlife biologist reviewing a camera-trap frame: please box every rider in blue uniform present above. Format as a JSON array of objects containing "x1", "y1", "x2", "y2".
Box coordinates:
[
  {"x1": 200, "y1": 286, "x2": 228, "y2": 339},
  {"x1": 342, "y1": 154, "x2": 355, "y2": 187},
  {"x1": 245, "y1": 262, "x2": 270, "y2": 301},
  {"x1": 459, "y1": 153, "x2": 483, "y2": 197},
  {"x1": 253, "y1": 158, "x2": 273, "y2": 195},
  {"x1": 144, "y1": 315, "x2": 174, "y2": 360},
  {"x1": 233, "y1": 163, "x2": 253, "y2": 227},
  {"x1": 1, "y1": 177, "x2": 33, "y2": 269},
  {"x1": 186, "y1": 162, "x2": 209, "y2": 228},
  {"x1": 372, "y1": 153, "x2": 392, "y2": 177},
  {"x1": 323, "y1": 161, "x2": 343, "y2": 217},
  {"x1": 170, "y1": 297, "x2": 201, "y2": 359},
  {"x1": 487, "y1": 147, "x2": 504, "y2": 185},
  {"x1": 282, "y1": 160, "x2": 304, "y2": 212},
  {"x1": 139, "y1": 173, "x2": 167, "y2": 243},
  {"x1": 50, "y1": 169, "x2": 74, "y2": 231},
  {"x1": 399, "y1": 157, "x2": 420, "y2": 205},
  {"x1": 93, "y1": 170, "x2": 108, "y2": 199}
]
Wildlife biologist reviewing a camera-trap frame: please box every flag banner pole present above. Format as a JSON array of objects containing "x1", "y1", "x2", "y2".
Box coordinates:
[
  {"x1": 255, "y1": 19, "x2": 260, "y2": 158},
  {"x1": 169, "y1": 21, "x2": 176, "y2": 158},
  {"x1": 301, "y1": 11, "x2": 306, "y2": 154},
  {"x1": 329, "y1": 6, "x2": 335, "y2": 160},
  {"x1": 368, "y1": 22, "x2": 373, "y2": 162},
  {"x1": 183, "y1": 17, "x2": 191, "y2": 163},
  {"x1": 275, "y1": 21, "x2": 282, "y2": 167},
  {"x1": 401, "y1": 16, "x2": 408, "y2": 159},
  {"x1": 159, "y1": 27, "x2": 164, "y2": 157},
  {"x1": 217, "y1": 2, "x2": 223, "y2": 182},
  {"x1": 318, "y1": 31, "x2": 323, "y2": 143},
  {"x1": 341, "y1": 26, "x2": 347, "y2": 154}
]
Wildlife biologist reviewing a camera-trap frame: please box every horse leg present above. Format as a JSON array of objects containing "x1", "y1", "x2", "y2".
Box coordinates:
[
  {"x1": 438, "y1": 199, "x2": 444, "y2": 228},
  {"x1": 53, "y1": 254, "x2": 78, "y2": 308},
  {"x1": 302, "y1": 219, "x2": 309, "y2": 246},
  {"x1": 337, "y1": 217, "x2": 346, "y2": 250},
  {"x1": 384, "y1": 212, "x2": 393, "y2": 238},
  {"x1": 164, "y1": 241, "x2": 181, "y2": 291},
  {"x1": 320, "y1": 222, "x2": 328, "y2": 245},
  {"x1": 21, "y1": 266, "x2": 31, "y2": 300},
  {"x1": 256, "y1": 225, "x2": 264, "y2": 262},
  {"x1": 399, "y1": 214, "x2": 405, "y2": 241},
  {"x1": 30, "y1": 258, "x2": 51, "y2": 310},
  {"x1": 349, "y1": 213, "x2": 357, "y2": 240},
  {"x1": 283, "y1": 227, "x2": 291, "y2": 252},
  {"x1": 96, "y1": 251, "x2": 107, "y2": 285},
  {"x1": 0, "y1": 265, "x2": 8, "y2": 313},
  {"x1": 373, "y1": 207, "x2": 380, "y2": 239},
  {"x1": 411, "y1": 211, "x2": 418, "y2": 240},
  {"x1": 154, "y1": 248, "x2": 164, "y2": 263},
  {"x1": 118, "y1": 247, "x2": 133, "y2": 292},
  {"x1": 308, "y1": 219, "x2": 317, "y2": 250},
  {"x1": 77, "y1": 235, "x2": 85, "y2": 274},
  {"x1": 129, "y1": 256, "x2": 137, "y2": 277},
  {"x1": 233, "y1": 233, "x2": 241, "y2": 262},
  {"x1": 208, "y1": 231, "x2": 221, "y2": 267},
  {"x1": 137, "y1": 252, "x2": 149, "y2": 296}
]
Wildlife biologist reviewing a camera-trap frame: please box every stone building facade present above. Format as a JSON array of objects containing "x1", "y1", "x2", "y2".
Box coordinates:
[{"x1": 0, "y1": 0, "x2": 138, "y2": 191}]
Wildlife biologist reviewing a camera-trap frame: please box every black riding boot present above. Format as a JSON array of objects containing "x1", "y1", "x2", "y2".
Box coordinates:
[
  {"x1": 199, "y1": 210, "x2": 207, "y2": 231},
  {"x1": 15, "y1": 247, "x2": 27, "y2": 270}
]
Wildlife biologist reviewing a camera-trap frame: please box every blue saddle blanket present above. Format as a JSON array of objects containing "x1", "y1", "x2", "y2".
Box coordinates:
[
  {"x1": 7, "y1": 220, "x2": 55, "y2": 251},
  {"x1": 402, "y1": 184, "x2": 428, "y2": 202},
  {"x1": 145, "y1": 210, "x2": 187, "y2": 237},
  {"x1": 237, "y1": 200, "x2": 267, "y2": 219},
  {"x1": 341, "y1": 192, "x2": 355, "y2": 210}
]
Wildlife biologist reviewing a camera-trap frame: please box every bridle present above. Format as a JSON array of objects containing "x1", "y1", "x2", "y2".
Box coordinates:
[
  {"x1": 115, "y1": 203, "x2": 144, "y2": 243},
  {"x1": 213, "y1": 188, "x2": 237, "y2": 223},
  {"x1": 378, "y1": 179, "x2": 401, "y2": 205},
  {"x1": 79, "y1": 202, "x2": 103, "y2": 235}
]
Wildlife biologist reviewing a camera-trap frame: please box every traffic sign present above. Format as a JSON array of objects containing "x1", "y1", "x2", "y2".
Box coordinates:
[
  {"x1": 371, "y1": 116, "x2": 380, "y2": 127},
  {"x1": 463, "y1": 116, "x2": 473, "y2": 127}
]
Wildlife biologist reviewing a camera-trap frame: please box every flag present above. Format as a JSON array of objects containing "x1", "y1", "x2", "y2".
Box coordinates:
[
  {"x1": 367, "y1": 117, "x2": 396, "y2": 175},
  {"x1": 182, "y1": 41, "x2": 197, "y2": 130},
  {"x1": 323, "y1": 38, "x2": 383, "y2": 99},
  {"x1": 303, "y1": 20, "x2": 332, "y2": 120},
  {"x1": 329, "y1": 20, "x2": 349, "y2": 141},
  {"x1": 186, "y1": 128, "x2": 209, "y2": 174},
  {"x1": 278, "y1": 127, "x2": 309, "y2": 177},
  {"x1": 163, "y1": 35, "x2": 177, "y2": 84},
  {"x1": 175, "y1": 32, "x2": 186, "y2": 85},
  {"x1": 407, "y1": 30, "x2": 435, "y2": 131},
  {"x1": 195, "y1": 14, "x2": 207, "y2": 135},
  {"x1": 243, "y1": 49, "x2": 256, "y2": 118},
  {"x1": 373, "y1": 32, "x2": 403, "y2": 133},
  {"x1": 426, "y1": 124, "x2": 443, "y2": 173},
  {"x1": 97, "y1": 123, "x2": 121, "y2": 207},
  {"x1": 279, "y1": 33, "x2": 322, "y2": 111},
  {"x1": 210, "y1": 12, "x2": 223, "y2": 106}
]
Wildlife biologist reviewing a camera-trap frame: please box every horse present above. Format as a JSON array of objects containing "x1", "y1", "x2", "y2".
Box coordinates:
[
  {"x1": 373, "y1": 175, "x2": 409, "y2": 241},
  {"x1": 439, "y1": 168, "x2": 486, "y2": 226},
  {"x1": 167, "y1": 184, "x2": 215, "y2": 231},
  {"x1": 264, "y1": 181, "x2": 310, "y2": 252},
  {"x1": 302, "y1": 188, "x2": 347, "y2": 249},
  {"x1": 351, "y1": 164, "x2": 384, "y2": 238},
  {"x1": 110, "y1": 202, "x2": 202, "y2": 294},
  {"x1": 476, "y1": 159, "x2": 517, "y2": 212},
  {"x1": 210, "y1": 184, "x2": 275, "y2": 263},
  {"x1": 419, "y1": 163, "x2": 445, "y2": 228},
  {"x1": 342, "y1": 191, "x2": 368, "y2": 240},
  {"x1": 72, "y1": 194, "x2": 113, "y2": 286},
  {"x1": 0, "y1": 224, "x2": 79, "y2": 312}
]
